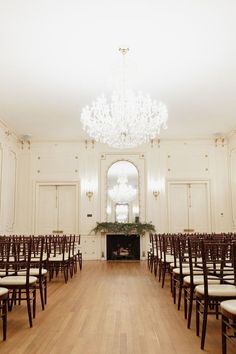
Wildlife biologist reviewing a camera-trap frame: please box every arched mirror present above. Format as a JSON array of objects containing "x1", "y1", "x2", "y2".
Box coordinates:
[{"x1": 106, "y1": 161, "x2": 139, "y2": 223}]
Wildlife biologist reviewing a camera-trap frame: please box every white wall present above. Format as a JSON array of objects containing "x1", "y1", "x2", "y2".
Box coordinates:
[
  {"x1": 0, "y1": 124, "x2": 19, "y2": 234},
  {"x1": 228, "y1": 132, "x2": 236, "y2": 231},
  {"x1": 13, "y1": 134, "x2": 234, "y2": 259}
]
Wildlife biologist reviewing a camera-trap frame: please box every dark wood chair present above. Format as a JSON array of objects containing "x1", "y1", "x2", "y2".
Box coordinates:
[
  {"x1": 221, "y1": 299, "x2": 236, "y2": 354},
  {"x1": 0, "y1": 287, "x2": 8, "y2": 340},
  {"x1": 195, "y1": 240, "x2": 236, "y2": 350},
  {"x1": 48, "y1": 235, "x2": 71, "y2": 283},
  {"x1": 19, "y1": 236, "x2": 48, "y2": 310},
  {"x1": 158, "y1": 234, "x2": 174, "y2": 288},
  {"x1": 0, "y1": 238, "x2": 37, "y2": 328}
]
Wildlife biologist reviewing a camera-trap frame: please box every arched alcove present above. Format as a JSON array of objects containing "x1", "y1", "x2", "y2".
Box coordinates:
[{"x1": 106, "y1": 160, "x2": 139, "y2": 223}]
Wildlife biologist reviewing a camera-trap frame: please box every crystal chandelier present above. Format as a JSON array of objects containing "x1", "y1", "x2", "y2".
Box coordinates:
[
  {"x1": 108, "y1": 176, "x2": 136, "y2": 203},
  {"x1": 81, "y1": 48, "x2": 168, "y2": 149}
]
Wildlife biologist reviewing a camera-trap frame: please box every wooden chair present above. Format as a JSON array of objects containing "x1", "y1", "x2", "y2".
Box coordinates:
[
  {"x1": 220, "y1": 242, "x2": 236, "y2": 353},
  {"x1": 158, "y1": 234, "x2": 174, "y2": 288},
  {"x1": 19, "y1": 236, "x2": 48, "y2": 310},
  {"x1": 147, "y1": 233, "x2": 154, "y2": 272},
  {"x1": 221, "y1": 299, "x2": 236, "y2": 354},
  {"x1": 75, "y1": 235, "x2": 82, "y2": 271},
  {"x1": 0, "y1": 287, "x2": 8, "y2": 340},
  {"x1": 48, "y1": 235, "x2": 71, "y2": 283},
  {"x1": 0, "y1": 238, "x2": 37, "y2": 327},
  {"x1": 183, "y1": 237, "x2": 219, "y2": 329},
  {"x1": 195, "y1": 241, "x2": 236, "y2": 350}
]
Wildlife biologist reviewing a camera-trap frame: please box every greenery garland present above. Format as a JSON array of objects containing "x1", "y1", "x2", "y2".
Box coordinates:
[{"x1": 91, "y1": 222, "x2": 155, "y2": 236}]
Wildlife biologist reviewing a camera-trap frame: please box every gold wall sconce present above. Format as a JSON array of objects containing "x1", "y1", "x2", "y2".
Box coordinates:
[
  {"x1": 153, "y1": 190, "x2": 160, "y2": 199},
  {"x1": 86, "y1": 191, "x2": 93, "y2": 201}
]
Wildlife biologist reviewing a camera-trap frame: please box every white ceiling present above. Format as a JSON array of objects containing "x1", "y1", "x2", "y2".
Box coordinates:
[{"x1": 0, "y1": 0, "x2": 236, "y2": 142}]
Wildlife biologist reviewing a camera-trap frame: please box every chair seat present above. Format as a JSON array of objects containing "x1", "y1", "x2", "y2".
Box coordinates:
[
  {"x1": 220, "y1": 299, "x2": 236, "y2": 315},
  {"x1": 31, "y1": 253, "x2": 48, "y2": 262},
  {"x1": 0, "y1": 276, "x2": 37, "y2": 286},
  {"x1": 173, "y1": 267, "x2": 203, "y2": 275},
  {"x1": 215, "y1": 268, "x2": 234, "y2": 275},
  {"x1": 17, "y1": 269, "x2": 47, "y2": 276},
  {"x1": 0, "y1": 287, "x2": 8, "y2": 297},
  {"x1": 170, "y1": 262, "x2": 189, "y2": 268},
  {"x1": 223, "y1": 275, "x2": 235, "y2": 284},
  {"x1": 183, "y1": 275, "x2": 220, "y2": 285},
  {"x1": 0, "y1": 270, "x2": 15, "y2": 277},
  {"x1": 195, "y1": 284, "x2": 236, "y2": 297},
  {"x1": 49, "y1": 255, "x2": 69, "y2": 262}
]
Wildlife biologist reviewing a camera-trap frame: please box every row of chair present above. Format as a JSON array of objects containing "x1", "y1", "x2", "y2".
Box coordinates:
[
  {"x1": 0, "y1": 234, "x2": 82, "y2": 341},
  {"x1": 148, "y1": 233, "x2": 236, "y2": 353}
]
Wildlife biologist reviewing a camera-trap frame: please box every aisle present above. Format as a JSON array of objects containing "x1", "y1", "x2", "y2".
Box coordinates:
[{"x1": 0, "y1": 261, "x2": 232, "y2": 354}]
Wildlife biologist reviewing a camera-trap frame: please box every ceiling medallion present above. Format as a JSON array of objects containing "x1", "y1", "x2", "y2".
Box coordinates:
[{"x1": 81, "y1": 48, "x2": 168, "y2": 149}]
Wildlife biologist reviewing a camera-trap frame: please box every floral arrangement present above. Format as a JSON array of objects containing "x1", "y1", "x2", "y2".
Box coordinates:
[{"x1": 91, "y1": 222, "x2": 155, "y2": 236}]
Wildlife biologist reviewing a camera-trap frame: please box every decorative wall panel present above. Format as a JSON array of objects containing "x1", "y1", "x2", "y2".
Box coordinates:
[
  {"x1": 6, "y1": 151, "x2": 17, "y2": 231},
  {"x1": 166, "y1": 150, "x2": 209, "y2": 177},
  {"x1": 230, "y1": 148, "x2": 236, "y2": 227},
  {"x1": 33, "y1": 152, "x2": 79, "y2": 178}
]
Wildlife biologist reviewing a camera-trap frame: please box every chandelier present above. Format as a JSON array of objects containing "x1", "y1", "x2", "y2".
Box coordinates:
[
  {"x1": 80, "y1": 48, "x2": 168, "y2": 149},
  {"x1": 108, "y1": 176, "x2": 136, "y2": 203},
  {"x1": 116, "y1": 204, "x2": 129, "y2": 223}
]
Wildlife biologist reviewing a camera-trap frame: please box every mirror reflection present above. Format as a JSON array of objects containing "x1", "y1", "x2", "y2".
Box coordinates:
[{"x1": 107, "y1": 161, "x2": 139, "y2": 223}]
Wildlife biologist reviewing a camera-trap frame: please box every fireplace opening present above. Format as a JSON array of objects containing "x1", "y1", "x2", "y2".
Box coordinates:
[{"x1": 106, "y1": 234, "x2": 140, "y2": 261}]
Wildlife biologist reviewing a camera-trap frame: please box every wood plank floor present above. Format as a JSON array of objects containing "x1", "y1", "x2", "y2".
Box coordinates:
[{"x1": 0, "y1": 261, "x2": 234, "y2": 354}]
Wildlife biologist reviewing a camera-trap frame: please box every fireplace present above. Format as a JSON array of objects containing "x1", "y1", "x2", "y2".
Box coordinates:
[{"x1": 106, "y1": 234, "x2": 140, "y2": 261}]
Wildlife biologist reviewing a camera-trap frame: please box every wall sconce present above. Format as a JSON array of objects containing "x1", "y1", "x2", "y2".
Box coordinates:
[
  {"x1": 19, "y1": 134, "x2": 31, "y2": 150},
  {"x1": 86, "y1": 191, "x2": 93, "y2": 201},
  {"x1": 153, "y1": 190, "x2": 160, "y2": 199}
]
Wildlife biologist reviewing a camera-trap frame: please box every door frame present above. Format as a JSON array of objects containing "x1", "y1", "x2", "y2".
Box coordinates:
[
  {"x1": 33, "y1": 181, "x2": 80, "y2": 234},
  {"x1": 167, "y1": 180, "x2": 212, "y2": 233}
]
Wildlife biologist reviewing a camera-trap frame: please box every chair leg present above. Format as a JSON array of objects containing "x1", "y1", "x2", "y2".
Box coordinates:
[
  {"x1": 63, "y1": 264, "x2": 68, "y2": 283},
  {"x1": 161, "y1": 265, "x2": 166, "y2": 288},
  {"x1": 158, "y1": 262, "x2": 162, "y2": 282},
  {"x1": 18, "y1": 289, "x2": 21, "y2": 305},
  {"x1": 33, "y1": 288, "x2": 36, "y2": 319},
  {"x1": 187, "y1": 289, "x2": 194, "y2": 329},
  {"x1": 222, "y1": 315, "x2": 227, "y2": 354},
  {"x1": 74, "y1": 256, "x2": 77, "y2": 274},
  {"x1": 196, "y1": 299, "x2": 200, "y2": 337},
  {"x1": 44, "y1": 277, "x2": 47, "y2": 305},
  {"x1": 201, "y1": 300, "x2": 208, "y2": 350},
  {"x1": 184, "y1": 288, "x2": 187, "y2": 319},
  {"x1": 8, "y1": 290, "x2": 16, "y2": 311},
  {"x1": 79, "y1": 254, "x2": 82, "y2": 270},
  {"x1": 173, "y1": 279, "x2": 176, "y2": 304},
  {"x1": 26, "y1": 289, "x2": 33, "y2": 328},
  {"x1": 39, "y1": 281, "x2": 45, "y2": 311},
  {"x1": 2, "y1": 299, "x2": 7, "y2": 341},
  {"x1": 177, "y1": 282, "x2": 183, "y2": 310}
]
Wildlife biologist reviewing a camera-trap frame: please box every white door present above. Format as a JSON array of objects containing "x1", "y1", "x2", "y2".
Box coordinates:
[
  {"x1": 168, "y1": 182, "x2": 210, "y2": 233},
  {"x1": 57, "y1": 185, "x2": 76, "y2": 234},
  {"x1": 36, "y1": 184, "x2": 77, "y2": 234},
  {"x1": 189, "y1": 183, "x2": 209, "y2": 233},
  {"x1": 169, "y1": 184, "x2": 189, "y2": 233}
]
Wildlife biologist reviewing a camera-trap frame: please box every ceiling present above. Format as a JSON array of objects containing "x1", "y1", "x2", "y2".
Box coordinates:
[{"x1": 0, "y1": 0, "x2": 236, "y2": 142}]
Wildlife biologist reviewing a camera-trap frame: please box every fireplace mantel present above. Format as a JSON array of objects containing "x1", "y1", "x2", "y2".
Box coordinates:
[{"x1": 92, "y1": 222, "x2": 155, "y2": 236}]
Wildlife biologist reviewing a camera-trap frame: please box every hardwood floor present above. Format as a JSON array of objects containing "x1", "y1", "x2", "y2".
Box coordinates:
[{"x1": 0, "y1": 261, "x2": 234, "y2": 354}]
